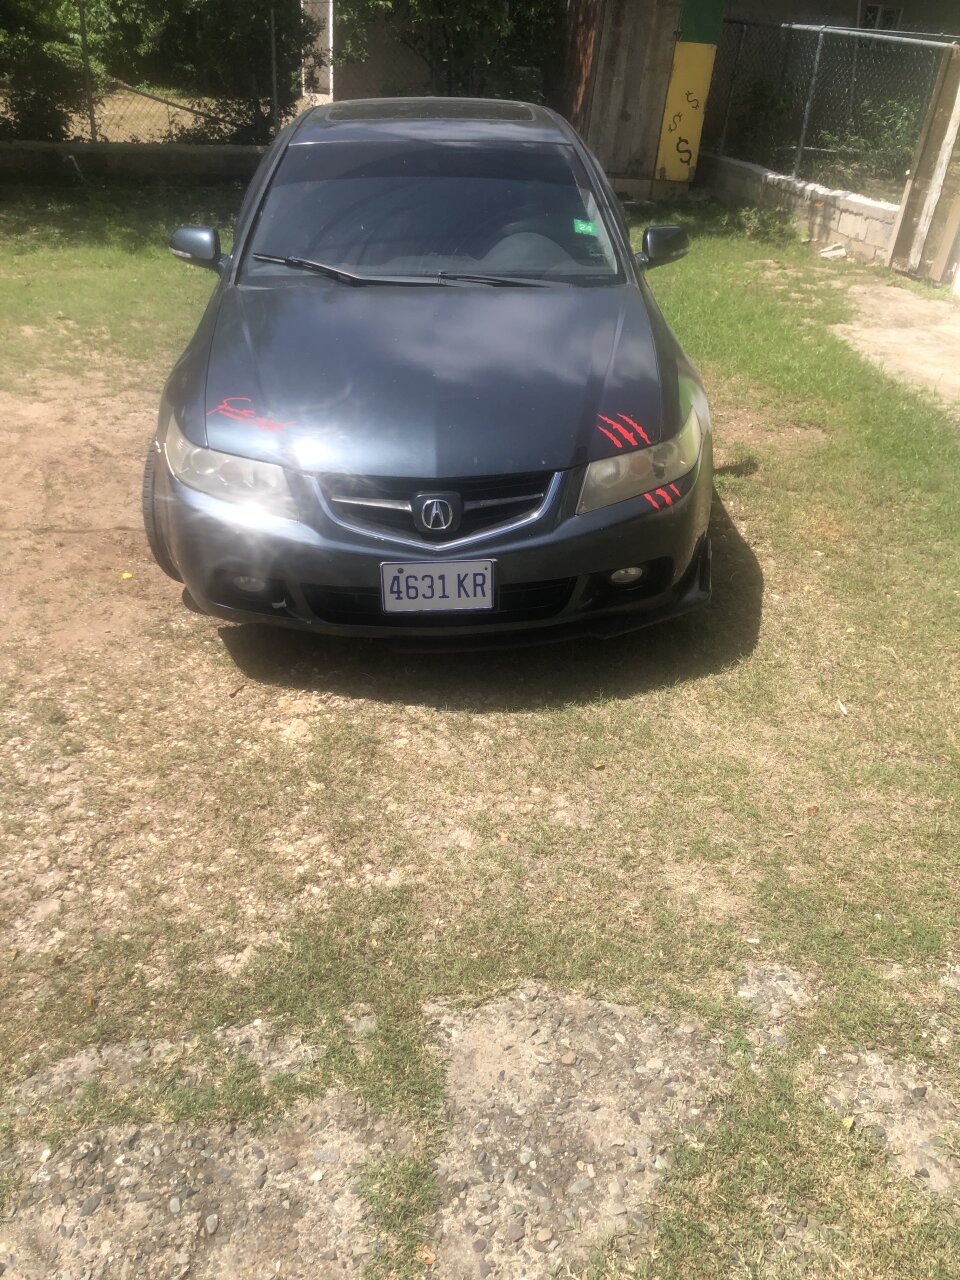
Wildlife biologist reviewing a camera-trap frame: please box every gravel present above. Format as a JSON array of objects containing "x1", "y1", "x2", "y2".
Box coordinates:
[
  {"x1": 825, "y1": 1051, "x2": 960, "y2": 1199},
  {"x1": 0, "y1": 973, "x2": 882, "y2": 1280},
  {"x1": 0, "y1": 1075, "x2": 401, "y2": 1280},
  {"x1": 429, "y1": 983, "x2": 730, "y2": 1277}
]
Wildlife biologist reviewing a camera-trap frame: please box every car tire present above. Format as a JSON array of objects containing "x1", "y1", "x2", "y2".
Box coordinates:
[{"x1": 141, "y1": 443, "x2": 183, "y2": 582}]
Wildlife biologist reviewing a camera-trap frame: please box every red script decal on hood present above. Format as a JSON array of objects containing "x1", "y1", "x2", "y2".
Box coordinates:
[{"x1": 207, "y1": 396, "x2": 295, "y2": 433}]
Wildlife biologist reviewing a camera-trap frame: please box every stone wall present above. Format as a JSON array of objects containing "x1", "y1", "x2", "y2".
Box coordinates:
[{"x1": 697, "y1": 153, "x2": 899, "y2": 262}]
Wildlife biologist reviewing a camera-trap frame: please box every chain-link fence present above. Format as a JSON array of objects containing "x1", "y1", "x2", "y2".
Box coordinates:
[
  {"x1": 1, "y1": 1, "x2": 329, "y2": 146},
  {"x1": 58, "y1": 82, "x2": 240, "y2": 145},
  {"x1": 703, "y1": 21, "x2": 958, "y2": 202},
  {"x1": 4, "y1": 1, "x2": 566, "y2": 147},
  {"x1": 3, "y1": 1, "x2": 542, "y2": 146}
]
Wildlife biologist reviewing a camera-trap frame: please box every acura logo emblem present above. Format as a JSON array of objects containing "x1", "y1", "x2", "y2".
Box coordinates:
[{"x1": 420, "y1": 498, "x2": 454, "y2": 531}]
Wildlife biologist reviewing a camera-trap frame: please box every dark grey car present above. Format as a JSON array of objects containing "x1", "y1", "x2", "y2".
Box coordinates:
[{"x1": 143, "y1": 97, "x2": 712, "y2": 641}]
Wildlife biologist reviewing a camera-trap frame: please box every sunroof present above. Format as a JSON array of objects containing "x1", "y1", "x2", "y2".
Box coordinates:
[{"x1": 326, "y1": 99, "x2": 537, "y2": 123}]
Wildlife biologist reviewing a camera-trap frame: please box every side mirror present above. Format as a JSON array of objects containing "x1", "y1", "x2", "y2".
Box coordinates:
[
  {"x1": 169, "y1": 225, "x2": 221, "y2": 270},
  {"x1": 636, "y1": 224, "x2": 690, "y2": 270}
]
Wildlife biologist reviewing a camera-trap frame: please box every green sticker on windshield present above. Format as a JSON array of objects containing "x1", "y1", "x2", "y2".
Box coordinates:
[{"x1": 573, "y1": 218, "x2": 597, "y2": 235}]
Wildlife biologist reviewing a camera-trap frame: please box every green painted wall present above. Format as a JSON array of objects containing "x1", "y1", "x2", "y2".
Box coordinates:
[{"x1": 679, "y1": 0, "x2": 725, "y2": 45}]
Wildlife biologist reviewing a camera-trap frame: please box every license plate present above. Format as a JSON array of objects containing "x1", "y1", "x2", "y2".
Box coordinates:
[{"x1": 380, "y1": 560, "x2": 495, "y2": 613}]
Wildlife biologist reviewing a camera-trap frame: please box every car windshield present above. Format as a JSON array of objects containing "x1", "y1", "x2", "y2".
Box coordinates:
[{"x1": 244, "y1": 139, "x2": 622, "y2": 284}]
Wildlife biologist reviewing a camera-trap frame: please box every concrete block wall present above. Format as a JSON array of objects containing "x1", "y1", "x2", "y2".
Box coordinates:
[
  {"x1": 0, "y1": 141, "x2": 265, "y2": 185},
  {"x1": 696, "y1": 153, "x2": 900, "y2": 263}
]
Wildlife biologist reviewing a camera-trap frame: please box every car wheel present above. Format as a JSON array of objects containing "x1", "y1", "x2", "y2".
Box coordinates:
[{"x1": 141, "y1": 443, "x2": 183, "y2": 582}]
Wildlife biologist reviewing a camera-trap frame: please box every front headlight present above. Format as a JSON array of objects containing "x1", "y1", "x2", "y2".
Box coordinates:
[
  {"x1": 577, "y1": 406, "x2": 702, "y2": 515},
  {"x1": 164, "y1": 416, "x2": 298, "y2": 520}
]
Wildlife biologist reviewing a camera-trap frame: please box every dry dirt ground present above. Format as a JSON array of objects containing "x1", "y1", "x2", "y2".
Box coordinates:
[
  {"x1": 6, "y1": 976, "x2": 960, "y2": 1279},
  {"x1": 3, "y1": 988, "x2": 735, "y2": 1279},
  {"x1": 832, "y1": 282, "x2": 960, "y2": 408},
  {"x1": 0, "y1": 364, "x2": 752, "y2": 1278}
]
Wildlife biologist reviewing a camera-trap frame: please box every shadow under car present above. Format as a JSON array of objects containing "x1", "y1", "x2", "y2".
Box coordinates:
[{"x1": 216, "y1": 493, "x2": 762, "y2": 713}]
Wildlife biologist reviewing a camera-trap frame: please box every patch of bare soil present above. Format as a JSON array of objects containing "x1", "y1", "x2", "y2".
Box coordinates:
[
  {"x1": 0, "y1": 975, "x2": 828, "y2": 1279},
  {"x1": 0, "y1": 371, "x2": 174, "y2": 659},
  {"x1": 824, "y1": 1052, "x2": 960, "y2": 1200},
  {"x1": 707, "y1": 375, "x2": 828, "y2": 460},
  {"x1": 428, "y1": 984, "x2": 730, "y2": 1278},
  {"x1": 0, "y1": 1025, "x2": 403, "y2": 1280},
  {"x1": 833, "y1": 283, "x2": 960, "y2": 407},
  {"x1": 1, "y1": 1100, "x2": 389, "y2": 1280},
  {"x1": 10, "y1": 1022, "x2": 317, "y2": 1110}
]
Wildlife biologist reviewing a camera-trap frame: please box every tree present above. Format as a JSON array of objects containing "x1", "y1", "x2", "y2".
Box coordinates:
[
  {"x1": 84, "y1": 0, "x2": 324, "y2": 143},
  {"x1": 335, "y1": 0, "x2": 565, "y2": 102},
  {"x1": 1, "y1": 0, "x2": 323, "y2": 144},
  {"x1": 0, "y1": 2, "x2": 99, "y2": 141}
]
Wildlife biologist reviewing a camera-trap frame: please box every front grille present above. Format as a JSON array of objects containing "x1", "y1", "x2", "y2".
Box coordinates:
[
  {"x1": 303, "y1": 578, "x2": 575, "y2": 628},
  {"x1": 318, "y1": 471, "x2": 554, "y2": 543}
]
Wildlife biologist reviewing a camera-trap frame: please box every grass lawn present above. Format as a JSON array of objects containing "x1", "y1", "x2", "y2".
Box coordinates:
[{"x1": 0, "y1": 181, "x2": 959, "y2": 1278}]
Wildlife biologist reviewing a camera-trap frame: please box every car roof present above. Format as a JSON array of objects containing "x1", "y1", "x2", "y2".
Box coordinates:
[{"x1": 291, "y1": 97, "x2": 575, "y2": 146}]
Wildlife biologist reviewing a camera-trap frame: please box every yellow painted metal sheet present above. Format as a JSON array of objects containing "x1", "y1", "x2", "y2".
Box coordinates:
[{"x1": 655, "y1": 41, "x2": 717, "y2": 183}]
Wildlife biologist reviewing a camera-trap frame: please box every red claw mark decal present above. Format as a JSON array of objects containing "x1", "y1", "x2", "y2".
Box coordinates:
[
  {"x1": 595, "y1": 411, "x2": 652, "y2": 450},
  {"x1": 642, "y1": 474, "x2": 691, "y2": 513},
  {"x1": 595, "y1": 420, "x2": 623, "y2": 449},
  {"x1": 207, "y1": 396, "x2": 295, "y2": 433},
  {"x1": 598, "y1": 413, "x2": 637, "y2": 446},
  {"x1": 616, "y1": 413, "x2": 651, "y2": 446}
]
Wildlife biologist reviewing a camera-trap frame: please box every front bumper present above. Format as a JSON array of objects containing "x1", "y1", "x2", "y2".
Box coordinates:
[{"x1": 153, "y1": 447, "x2": 713, "y2": 642}]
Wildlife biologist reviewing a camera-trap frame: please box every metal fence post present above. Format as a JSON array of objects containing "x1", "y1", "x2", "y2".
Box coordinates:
[
  {"x1": 847, "y1": 30, "x2": 860, "y2": 125},
  {"x1": 718, "y1": 22, "x2": 746, "y2": 156},
  {"x1": 794, "y1": 27, "x2": 824, "y2": 178},
  {"x1": 77, "y1": 0, "x2": 99, "y2": 143},
  {"x1": 270, "y1": 6, "x2": 280, "y2": 135}
]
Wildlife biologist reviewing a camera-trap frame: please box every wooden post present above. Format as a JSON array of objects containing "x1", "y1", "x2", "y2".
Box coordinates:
[
  {"x1": 930, "y1": 195, "x2": 960, "y2": 282},
  {"x1": 887, "y1": 46, "x2": 960, "y2": 277},
  {"x1": 654, "y1": 0, "x2": 726, "y2": 185}
]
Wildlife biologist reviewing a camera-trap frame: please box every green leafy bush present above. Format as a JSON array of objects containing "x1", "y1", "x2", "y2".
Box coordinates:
[
  {"x1": 725, "y1": 77, "x2": 796, "y2": 170},
  {"x1": 0, "y1": 12, "x2": 101, "y2": 142},
  {"x1": 718, "y1": 204, "x2": 797, "y2": 245},
  {"x1": 127, "y1": 0, "x2": 323, "y2": 143},
  {"x1": 812, "y1": 98, "x2": 921, "y2": 198}
]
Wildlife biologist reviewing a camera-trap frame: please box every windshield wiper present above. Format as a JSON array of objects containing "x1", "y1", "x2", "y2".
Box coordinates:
[
  {"x1": 251, "y1": 255, "x2": 554, "y2": 288},
  {"x1": 251, "y1": 253, "x2": 431, "y2": 286},
  {"x1": 435, "y1": 271, "x2": 552, "y2": 287}
]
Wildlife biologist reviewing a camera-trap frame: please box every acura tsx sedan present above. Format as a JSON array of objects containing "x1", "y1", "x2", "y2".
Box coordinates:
[{"x1": 143, "y1": 97, "x2": 712, "y2": 641}]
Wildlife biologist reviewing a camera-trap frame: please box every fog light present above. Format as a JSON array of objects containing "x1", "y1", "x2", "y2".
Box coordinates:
[
  {"x1": 609, "y1": 566, "x2": 644, "y2": 586},
  {"x1": 233, "y1": 574, "x2": 268, "y2": 594}
]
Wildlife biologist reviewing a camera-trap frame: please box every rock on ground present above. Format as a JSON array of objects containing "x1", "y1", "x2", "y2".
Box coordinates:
[{"x1": 736, "y1": 963, "x2": 814, "y2": 1046}]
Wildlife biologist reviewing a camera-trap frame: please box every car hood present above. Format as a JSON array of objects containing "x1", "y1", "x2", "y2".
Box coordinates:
[{"x1": 202, "y1": 279, "x2": 675, "y2": 477}]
